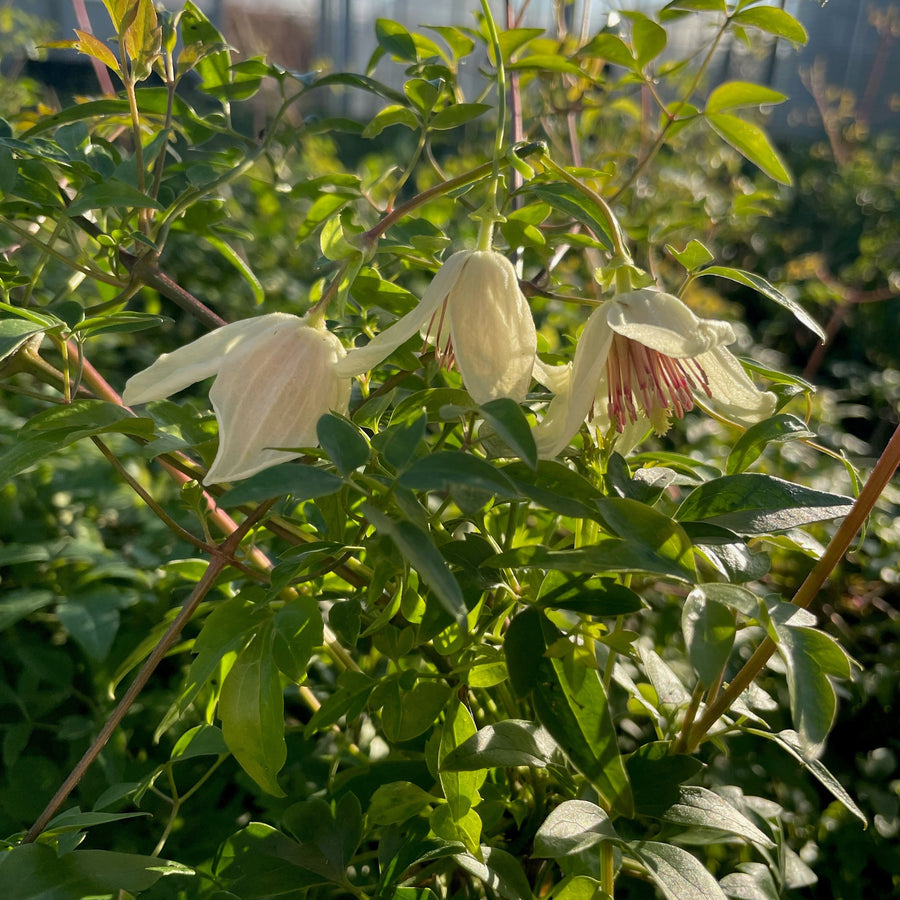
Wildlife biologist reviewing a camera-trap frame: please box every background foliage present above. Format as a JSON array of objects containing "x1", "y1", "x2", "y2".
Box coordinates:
[{"x1": 0, "y1": 1, "x2": 898, "y2": 898}]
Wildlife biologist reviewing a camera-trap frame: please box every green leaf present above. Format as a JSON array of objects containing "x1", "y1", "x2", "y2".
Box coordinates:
[
  {"x1": 404, "y1": 78, "x2": 440, "y2": 112},
  {"x1": 368, "y1": 781, "x2": 436, "y2": 826},
  {"x1": 631, "y1": 14, "x2": 667, "y2": 65},
  {"x1": 0, "y1": 318, "x2": 45, "y2": 362},
  {"x1": 580, "y1": 33, "x2": 637, "y2": 69},
  {"x1": 595, "y1": 497, "x2": 697, "y2": 580},
  {"x1": 213, "y1": 822, "x2": 332, "y2": 894},
  {"x1": 665, "y1": 239, "x2": 714, "y2": 273},
  {"x1": 440, "y1": 701, "x2": 484, "y2": 819},
  {"x1": 726, "y1": 414, "x2": 816, "y2": 474},
  {"x1": 363, "y1": 504, "x2": 466, "y2": 622},
  {"x1": 719, "y1": 864, "x2": 780, "y2": 900},
  {"x1": 376, "y1": 413, "x2": 427, "y2": 469},
  {"x1": 682, "y1": 588, "x2": 736, "y2": 687},
  {"x1": 442, "y1": 719, "x2": 563, "y2": 770},
  {"x1": 272, "y1": 595, "x2": 323, "y2": 683},
  {"x1": 362, "y1": 103, "x2": 420, "y2": 138},
  {"x1": 507, "y1": 55, "x2": 586, "y2": 76},
  {"x1": 431, "y1": 798, "x2": 481, "y2": 855},
  {"x1": 626, "y1": 742, "x2": 705, "y2": 812},
  {"x1": 0, "y1": 589, "x2": 55, "y2": 631},
  {"x1": 67, "y1": 179, "x2": 164, "y2": 215},
  {"x1": 317, "y1": 413, "x2": 370, "y2": 474},
  {"x1": 706, "y1": 81, "x2": 787, "y2": 113},
  {"x1": 156, "y1": 594, "x2": 258, "y2": 739},
  {"x1": 24, "y1": 399, "x2": 153, "y2": 442},
  {"x1": 706, "y1": 112, "x2": 791, "y2": 185},
  {"x1": 455, "y1": 847, "x2": 534, "y2": 900},
  {"x1": 503, "y1": 460, "x2": 600, "y2": 518},
  {"x1": 772, "y1": 622, "x2": 852, "y2": 756},
  {"x1": 429, "y1": 103, "x2": 491, "y2": 130},
  {"x1": 526, "y1": 612, "x2": 633, "y2": 816},
  {"x1": 630, "y1": 841, "x2": 729, "y2": 900},
  {"x1": 218, "y1": 464, "x2": 344, "y2": 506},
  {"x1": 203, "y1": 235, "x2": 264, "y2": 305},
  {"x1": 538, "y1": 576, "x2": 646, "y2": 617},
  {"x1": 695, "y1": 265, "x2": 825, "y2": 341},
  {"x1": 661, "y1": 0, "x2": 727, "y2": 11},
  {"x1": 0, "y1": 844, "x2": 192, "y2": 900},
  {"x1": 170, "y1": 724, "x2": 229, "y2": 761},
  {"x1": 675, "y1": 474, "x2": 853, "y2": 534},
  {"x1": 57, "y1": 590, "x2": 128, "y2": 661},
  {"x1": 219, "y1": 623, "x2": 287, "y2": 796},
  {"x1": 41, "y1": 807, "x2": 148, "y2": 837},
  {"x1": 489, "y1": 540, "x2": 696, "y2": 583},
  {"x1": 732, "y1": 7, "x2": 808, "y2": 45},
  {"x1": 752, "y1": 729, "x2": 866, "y2": 825},
  {"x1": 376, "y1": 18, "x2": 417, "y2": 60},
  {"x1": 400, "y1": 450, "x2": 517, "y2": 498},
  {"x1": 533, "y1": 800, "x2": 619, "y2": 859},
  {"x1": 382, "y1": 678, "x2": 452, "y2": 742},
  {"x1": 531, "y1": 181, "x2": 614, "y2": 251},
  {"x1": 312, "y1": 72, "x2": 407, "y2": 105},
  {"x1": 479, "y1": 398, "x2": 537, "y2": 468},
  {"x1": 640, "y1": 785, "x2": 774, "y2": 848}
]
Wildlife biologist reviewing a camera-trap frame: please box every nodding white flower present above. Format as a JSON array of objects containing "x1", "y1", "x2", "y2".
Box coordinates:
[
  {"x1": 533, "y1": 289, "x2": 777, "y2": 458},
  {"x1": 336, "y1": 249, "x2": 537, "y2": 404},
  {"x1": 123, "y1": 313, "x2": 350, "y2": 484}
]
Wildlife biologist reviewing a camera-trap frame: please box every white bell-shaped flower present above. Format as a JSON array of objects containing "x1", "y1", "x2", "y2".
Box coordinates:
[
  {"x1": 533, "y1": 289, "x2": 777, "y2": 458},
  {"x1": 336, "y1": 249, "x2": 537, "y2": 404},
  {"x1": 123, "y1": 313, "x2": 350, "y2": 484}
]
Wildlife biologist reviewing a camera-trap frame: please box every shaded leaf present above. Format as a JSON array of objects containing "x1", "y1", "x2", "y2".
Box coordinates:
[
  {"x1": 218, "y1": 464, "x2": 343, "y2": 506},
  {"x1": 219, "y1": 624, "x2": 287, "y2": 796},
  {"x1": 630, "y1": 841, "x2": 728, "y2": 900},
  {"x1": 683, "y1": 588, "x2": 736, "y2": 687},
  {"x1": 364, "y1": 504, "x2": 466, "y2": 622},
  {"x1": 533, "y1": 800, "x2": 619, "y2": 858},
  {"x1": 442, "y1": 719, "x2": 563, "y2": 770}
]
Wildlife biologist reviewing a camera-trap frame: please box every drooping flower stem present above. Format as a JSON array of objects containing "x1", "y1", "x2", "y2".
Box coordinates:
[
  {"x1": 539, "y1": 153, "x2": 631, "y2": 261},
  {"x1": 476, "y1": 0, "x2": 509, "y2": 251},
  {"x1": 686, "y1": 419, "x2": 900, "y2": 751}
]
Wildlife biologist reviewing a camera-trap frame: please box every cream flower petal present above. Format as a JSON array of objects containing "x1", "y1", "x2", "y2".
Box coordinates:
[
  {"x1": 205, "y1": 320, "x2": 350, "y2": 484},
  {"x1": 533, "y1": 306, "x2": 615, "y2": 458},
  {"x1": 696, "y1": 345, "x2": 777, "y2": 425},
  {"x1": 122, "y1": 313, "x2": 292, "y2": 405},
  {"x1": 446, "y1": 250, "x2": 537, "y2": 403},
  {"x1": 532, "y1": 357, "x2": 572, "y2": 395},
  {"x1": 333, "y1": 251, "x2": 471, "y2": 378},
  {"x1": 606, "y1": 290, "x2": 734, "y2": 358}
]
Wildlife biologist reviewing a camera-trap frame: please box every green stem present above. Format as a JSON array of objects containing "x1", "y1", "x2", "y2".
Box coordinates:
[
  {"x1": 476, "y1": 0, "x2": 508, "y2": 251},
  {"x1": 686, "y1": 419, "x2": 900, "y2": 751},
  {"x1": 601, "y1": 841, "x2": 616, "y2": 896},
  {"x1": 2, "y1": 219, "x2": 126, "y2": 288}
]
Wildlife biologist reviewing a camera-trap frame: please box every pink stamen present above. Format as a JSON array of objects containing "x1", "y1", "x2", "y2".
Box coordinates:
[
  {"x1": 424, "y1": 299, "x2": 455, "y2": 369},
  {"x1": 604, "y1": 333, "x2": 710, "y2": 433}
]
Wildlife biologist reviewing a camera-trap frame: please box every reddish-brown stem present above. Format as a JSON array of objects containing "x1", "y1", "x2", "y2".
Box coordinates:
[
  {"x1": 687, "y1": 420, "x2": 900, "y2": 750},
  {"x1": 22, "y1": 501, "x2": 274, "y2": 843}
]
